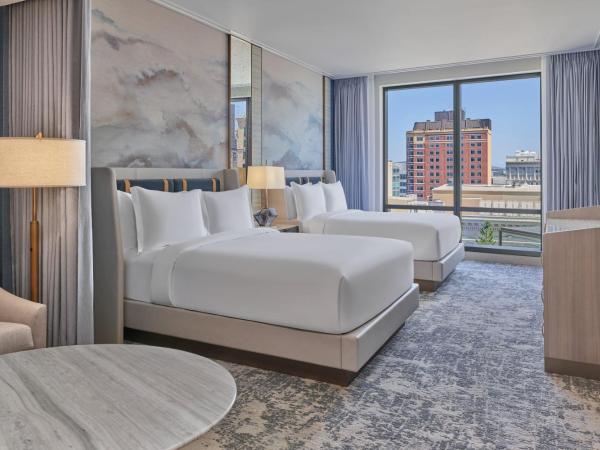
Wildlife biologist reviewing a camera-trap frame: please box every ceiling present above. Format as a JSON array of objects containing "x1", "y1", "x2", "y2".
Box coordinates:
[{"x1": 163, "y1": 0, "x2": 600, "y2": 78}]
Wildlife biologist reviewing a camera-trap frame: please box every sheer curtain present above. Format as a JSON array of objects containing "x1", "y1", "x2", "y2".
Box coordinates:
[
  {"x1": 333, "y1": 76, "x2": 376, "y2": 211},
  {"x1": 544, "y1": 49, "x2": 600, "y2": 211},
  {"x1": 5, "y1": 0, "x2": 93, "y2": 345}
]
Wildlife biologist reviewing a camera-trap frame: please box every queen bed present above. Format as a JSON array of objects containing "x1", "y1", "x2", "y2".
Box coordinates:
[
  {"x1": 92, "y1": 167, "x2": 419, "y2": 385},
  {"x1": 278, "y1": 169, "x2": 464, "y2": 291}
]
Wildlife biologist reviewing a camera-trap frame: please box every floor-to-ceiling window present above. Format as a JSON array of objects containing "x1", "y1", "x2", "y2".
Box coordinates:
[{"x1": 383, "y1": 73, "x2": 541, "y2": 255}]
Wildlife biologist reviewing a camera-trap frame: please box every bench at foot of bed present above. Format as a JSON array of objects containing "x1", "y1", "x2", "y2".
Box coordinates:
[{"x1": 123, "y1": 284, "x2": 420, "y2": 386}]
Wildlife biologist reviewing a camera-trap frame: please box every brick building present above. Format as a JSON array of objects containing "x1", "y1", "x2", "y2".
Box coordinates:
[{"x1": 406, "y1": 110, "x2": 492, "y2": 200}]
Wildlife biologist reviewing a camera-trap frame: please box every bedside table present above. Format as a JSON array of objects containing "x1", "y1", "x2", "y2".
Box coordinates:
[{"x1": 269, "y1": 221, "x2": 300, "y2": 233}]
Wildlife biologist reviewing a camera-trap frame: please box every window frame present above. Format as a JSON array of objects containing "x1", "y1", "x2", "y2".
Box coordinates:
[
  {"x1": 229, "y1": 97, "x2": 252, "y2": 169},
  {"x1": 382, "y1": 72, "x2": 542, "y2": 256}
]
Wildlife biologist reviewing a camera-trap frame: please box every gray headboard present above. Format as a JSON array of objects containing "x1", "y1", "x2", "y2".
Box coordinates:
[
  {"x1": 91, "y1": 167, "x2": 240, "y2": 344},
  {"x1": 285, "y1": 169, "x2": 337, "y2": 184}
]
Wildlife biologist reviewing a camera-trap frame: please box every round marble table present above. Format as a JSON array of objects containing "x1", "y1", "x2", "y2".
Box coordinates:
[{"x1": 0, "y1": 344, "x2": 236, "y2": 449}]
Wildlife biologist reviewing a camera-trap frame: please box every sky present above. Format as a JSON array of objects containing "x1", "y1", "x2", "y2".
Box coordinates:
[{"x1": 386, "y1": 77, "x2": 540, "y2": 167}]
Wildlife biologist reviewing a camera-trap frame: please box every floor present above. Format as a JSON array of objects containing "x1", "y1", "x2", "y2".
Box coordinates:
[{"x1": 197, "y1": 261, "x2": 600, "y2": 449}]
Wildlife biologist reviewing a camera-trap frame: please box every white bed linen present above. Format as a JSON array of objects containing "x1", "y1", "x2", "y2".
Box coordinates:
[
  {"x1": 303, "y1": 210, "x2": 461, "y2": 261},
  {"x1": 141, "y1": 228, "x2": 413, "y2": 334},
  {"x1": 124, "y1": 248, "x2": 163, "y2": 303}
]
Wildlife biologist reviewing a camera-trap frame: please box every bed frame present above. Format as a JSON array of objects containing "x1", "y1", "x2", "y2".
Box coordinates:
[
  {"x1": 91, "y1": 167, "x2": 419, "y2": 385},
  {"x1": 261, "y1": 169, "x2": 464, "y2": 292}
]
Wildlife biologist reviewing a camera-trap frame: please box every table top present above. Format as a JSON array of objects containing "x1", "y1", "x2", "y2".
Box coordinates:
[
  {"x1": 0, "y1": 345, "x2": 236, "y2": 450},
  {"x1": 269, "y1": 220, "x2": 300, "y2": 232}
]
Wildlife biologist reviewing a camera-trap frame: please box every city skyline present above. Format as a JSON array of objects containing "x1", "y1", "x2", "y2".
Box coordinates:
[{"x1": 386, "y1": 77, "x2": 541, "y2": 167}]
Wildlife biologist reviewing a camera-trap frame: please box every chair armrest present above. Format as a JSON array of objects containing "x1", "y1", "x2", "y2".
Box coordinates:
[{"x1": 0, "y1": 288, "x2": 47, "y2": 349}]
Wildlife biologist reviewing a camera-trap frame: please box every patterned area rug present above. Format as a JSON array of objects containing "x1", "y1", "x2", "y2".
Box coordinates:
[{"x1": 197, "y1": 261, "x2": 600, "y2": 449}]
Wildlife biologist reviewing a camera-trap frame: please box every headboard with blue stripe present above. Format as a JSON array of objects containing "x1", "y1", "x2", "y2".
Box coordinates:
[
  {"x1": 285, "y1": 176, "x2": 325, "y2": 186},
  {"x1": 284, "y1": 170, "x2": 337, "y2": 186},
  {"x1": 115, "y1": 177, "x2": 221, "y2": 193},
  {"x1": 91, "y1": 167, "x2": 239, "y2": 344}
]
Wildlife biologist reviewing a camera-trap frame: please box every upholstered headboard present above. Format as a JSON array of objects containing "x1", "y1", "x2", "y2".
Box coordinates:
[
  {"x1": 261, "y1": 170, "x2": 337, "y2": 218},
  {"x1": 284, "y1": 169, "x2": 337, "y2": 186},
  {"x1": 91, "y1": 167, "x2": 240, "y2": 344}
]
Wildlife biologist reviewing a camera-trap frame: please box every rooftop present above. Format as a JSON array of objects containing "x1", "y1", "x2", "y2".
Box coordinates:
[
  {"x1": 432, "y1": 183, "x2": 541, "y2": 193},
  {"x1": 410, "y1": 111, "x2": 492, "y2": 132}
]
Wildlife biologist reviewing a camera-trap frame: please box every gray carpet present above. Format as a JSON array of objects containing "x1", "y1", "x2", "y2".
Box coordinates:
[{"x1": 197, "y1": 261, "x2": 600, "y2": 449}]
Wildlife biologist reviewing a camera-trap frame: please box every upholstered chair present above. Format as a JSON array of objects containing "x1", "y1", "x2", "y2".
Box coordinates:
[{"x1": 0, "y1": 288, "x2": 47, "y2": 355}]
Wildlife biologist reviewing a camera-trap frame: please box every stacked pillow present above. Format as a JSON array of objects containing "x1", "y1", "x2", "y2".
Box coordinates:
[
  {"x1": 289, "y1": 181, "x2": 348, "y2": 222},
  {"x1": 131, "y1": 187, "x2": 207, "y2": 253},
  {"x1": 202, "y1": 185, "x2": 254, "y2": 234},
  {"x1": 117, "y1": 180, "x2": 348, "y2": 253},
  {"x1": 119, "y1": 185, "x2": 254, "y2": 254}
]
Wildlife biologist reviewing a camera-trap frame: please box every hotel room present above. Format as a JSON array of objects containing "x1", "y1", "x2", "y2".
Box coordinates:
[{"x1": 0, "y1": 0, "x2": 599, "y2": 448}]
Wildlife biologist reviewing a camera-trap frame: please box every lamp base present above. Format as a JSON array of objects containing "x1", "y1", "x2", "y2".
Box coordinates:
[{"x1": 254, "y1": 208, "x2": 278, "y2": 227}]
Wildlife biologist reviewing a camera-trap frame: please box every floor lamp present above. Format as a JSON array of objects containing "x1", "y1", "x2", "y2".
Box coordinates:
[{"x1": 0, "y1": 134, "x2": 86, "y2": 302}]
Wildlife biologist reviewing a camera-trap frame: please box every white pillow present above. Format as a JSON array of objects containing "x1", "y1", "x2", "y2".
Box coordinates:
[
  {"x1": 117, "y1": 191, "x2": 137, "y2": 251},
  {"x1": 131, "y1": 187, "x2": 207, "y2": 253},
  {"x1": 321, "y1": 181, "x2": 348, "y2": 212},
  {"x1": 202, "y1": 185, "x2": 254, "y2": 233},
  {"x1": 291, "y1": 182, "x2": 327, "y2": 222},
  {"x1": 284, "y1": 186, "x2": 297, "y2": 220}
]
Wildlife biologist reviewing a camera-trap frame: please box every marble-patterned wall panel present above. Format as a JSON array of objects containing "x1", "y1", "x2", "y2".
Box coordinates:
[
  {"x1": 91, "y1": 0, "x2": 228, "y2": 168},
  {"x1": 262, "y1": 51, "x2": 323, "y2": 169}
]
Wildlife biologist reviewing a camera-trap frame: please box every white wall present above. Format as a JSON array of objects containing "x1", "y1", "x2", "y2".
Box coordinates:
[{"x1": 372, "y1": 57, "x2": 542, "y2": 210}]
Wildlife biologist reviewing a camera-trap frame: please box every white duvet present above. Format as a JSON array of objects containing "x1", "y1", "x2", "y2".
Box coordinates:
[
  {"x1": 130, "y1": 228, "x2": 414, "y2": 334},
  {"x1": 303, "y1": 210, "x2": 461, "y2": 261}
]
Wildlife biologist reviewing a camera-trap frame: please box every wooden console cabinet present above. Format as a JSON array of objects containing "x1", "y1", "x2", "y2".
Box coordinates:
[{"x1": 543, "y1": 206, "x2": 600, "y2": 379}]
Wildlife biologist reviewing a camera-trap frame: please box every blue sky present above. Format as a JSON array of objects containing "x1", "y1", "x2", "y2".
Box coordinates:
[{"x1": 386, "y1": 77, "x2": 540, "y2": 167}]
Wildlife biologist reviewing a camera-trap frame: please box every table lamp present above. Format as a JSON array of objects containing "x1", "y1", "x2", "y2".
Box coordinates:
[
  {"x1": 0, "y1": 133, "x2": 86, "y2": 302},
  {"x1": 246, "y1": 165, "x2": 285, "y2": 227}
]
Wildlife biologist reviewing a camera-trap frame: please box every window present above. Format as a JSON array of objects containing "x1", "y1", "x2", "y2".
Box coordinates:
[
  {"x1": 384, "y1": 73, "x2": 542, "y2": 255},
  {"x1": 230, "y1": 98, "x2": 250, "y2": 168}
]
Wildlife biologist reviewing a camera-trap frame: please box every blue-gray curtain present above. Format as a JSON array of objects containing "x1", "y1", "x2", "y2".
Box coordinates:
[
  {"x1": 333, "y1": 76, "x2": 369, "y2": 210},
  {"x1": 0, "y1": 6, "x2": 11, "y2": 292},
  {"x1": 545, "y1": 50, "x2": 600, "y2": 211}
]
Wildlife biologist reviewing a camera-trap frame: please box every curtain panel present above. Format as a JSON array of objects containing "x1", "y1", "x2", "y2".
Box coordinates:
[
  {"x1": 0, "y1": 7, "x2": 11, "y2": 292},
  {"x1": 5, "y1": 0, "x2": 93, "y2": 345},
  {"x1": 545, "y1": 50, "x2": 600, "y2": 211},
  {"x1": 333, "y1": 76, "x2": 371, "y2": 210}
]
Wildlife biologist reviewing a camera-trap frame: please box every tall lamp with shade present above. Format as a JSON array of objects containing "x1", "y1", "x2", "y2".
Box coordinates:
[
  {"x1": 0, "y1": 134, "x2": 86, "y2": 302},
  {"x1": 246, "y1": 165, "x2": 285, "y2": 227}
]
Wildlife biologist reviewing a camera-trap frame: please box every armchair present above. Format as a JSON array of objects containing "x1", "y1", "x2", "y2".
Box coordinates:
[{"x1": 0, "y1": 288, "x2": 47, "y2": 355}]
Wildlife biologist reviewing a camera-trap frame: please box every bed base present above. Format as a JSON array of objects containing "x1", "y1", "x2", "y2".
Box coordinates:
[
  {"x1": 123, "y1": 284, "x2": 420, "y2": 386},
  {"x1": 415, "y1": 279, "x2": 441, "y2": 292},
  {"x1": 414, "y1": 243, "x2": 465, "y2": 291},
  {"x1": 125, "y1": 329, "x2": 366, "y2": 385}
]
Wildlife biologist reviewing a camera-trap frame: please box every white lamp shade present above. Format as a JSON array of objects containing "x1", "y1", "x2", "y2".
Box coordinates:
[
  {"x1": 246, "y1": 165, "x2": 285, "y2": 190},
  {"x1": 0, "y1": 137, "x2": 86, "y2": 187}
]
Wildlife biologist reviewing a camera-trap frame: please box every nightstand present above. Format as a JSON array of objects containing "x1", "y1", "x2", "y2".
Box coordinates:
[{"x1": 269, "y1": 220, "x2": 300, "y2": 233}]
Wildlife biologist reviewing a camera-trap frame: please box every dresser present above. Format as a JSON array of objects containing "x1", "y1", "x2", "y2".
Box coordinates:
[{"x1": 543, "y1": 206, "x2": 600, "y2": 379}]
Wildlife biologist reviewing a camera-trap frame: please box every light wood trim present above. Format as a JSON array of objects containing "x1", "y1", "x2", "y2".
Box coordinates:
[
  {"x1": 543, "y1": 224, "x2": 600, "y2": 365},
  {"x1": 547, "y1": 205, "x2": 600, "y2": 220}
]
